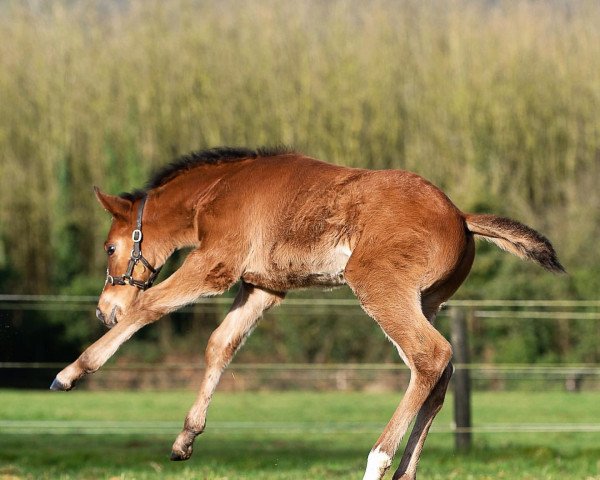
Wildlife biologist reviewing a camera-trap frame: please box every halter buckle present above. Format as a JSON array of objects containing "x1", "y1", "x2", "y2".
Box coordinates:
[{"x1": 132, "y1": 229, "x2": 143, "y2": 242}]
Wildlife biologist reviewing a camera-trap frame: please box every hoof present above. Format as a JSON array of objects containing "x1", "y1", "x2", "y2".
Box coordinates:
[
  {"x1": 49, "y1": 377, "x2": 71, "y2": 391},
  {"x1": 393, "y1": 473, "x2": 414, "y2": 480},
  {"x1": 170, "y1": 446, "x2": 193, "y2": 461}
]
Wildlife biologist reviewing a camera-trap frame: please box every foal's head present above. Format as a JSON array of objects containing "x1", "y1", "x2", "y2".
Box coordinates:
[{"x1": 94, "y1": 188, "x2": 166, "y2": 327}]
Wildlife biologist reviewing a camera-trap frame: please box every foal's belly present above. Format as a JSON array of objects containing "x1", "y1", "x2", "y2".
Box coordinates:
[
  {"x1": 241, "y1": 244, "x2": 351, "y2": 292},
  {"x1": 242, "y1": 270, "x2": 347, "y2": 291}
]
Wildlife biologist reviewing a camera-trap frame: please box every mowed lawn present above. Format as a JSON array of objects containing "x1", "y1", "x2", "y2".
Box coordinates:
[{"x1": 1, "y1": 390, "x2": 599, "y2": 479}]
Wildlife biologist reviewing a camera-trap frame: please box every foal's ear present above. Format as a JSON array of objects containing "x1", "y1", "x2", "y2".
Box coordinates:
[{"x1": 94, "y1": 186, "x2": 131, "y2": 220}]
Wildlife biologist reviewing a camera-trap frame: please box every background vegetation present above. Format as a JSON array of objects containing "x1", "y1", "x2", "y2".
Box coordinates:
[{"x1": 0, "y1": 0, "x2": 599, "y2": 366}]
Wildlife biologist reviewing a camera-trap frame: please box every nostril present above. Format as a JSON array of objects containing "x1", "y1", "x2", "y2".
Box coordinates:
[{"x1": 96, "y1": 308, "x2": 105, "y2": 323}]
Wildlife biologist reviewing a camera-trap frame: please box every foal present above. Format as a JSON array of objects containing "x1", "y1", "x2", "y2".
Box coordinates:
[{"x1": 51, "y1": 147, "x2": 564, "y2": 480}]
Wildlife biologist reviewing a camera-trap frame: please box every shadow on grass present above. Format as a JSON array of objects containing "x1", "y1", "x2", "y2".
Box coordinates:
[
  {"x1": 0, "y1": 433, "x2": 366, "y2": 479},
  {"x1": 1, "y1": 434, "x2": 599, "y2": 479}
]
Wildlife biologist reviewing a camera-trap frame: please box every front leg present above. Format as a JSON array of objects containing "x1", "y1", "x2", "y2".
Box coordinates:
[
  {"x1": 51, "y1": 250, "x2": 239, "y2": 391},
  {"x1": 50, "y1": 319, "x2": 147, "y2": 390},
  {"x1": 171, "y1": 282, "x2": 284, "y2": 460}
]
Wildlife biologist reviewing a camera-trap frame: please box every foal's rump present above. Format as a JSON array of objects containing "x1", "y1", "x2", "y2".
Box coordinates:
[{"x1": 336, "y1": 168, "x2": 565, "y2": 308}]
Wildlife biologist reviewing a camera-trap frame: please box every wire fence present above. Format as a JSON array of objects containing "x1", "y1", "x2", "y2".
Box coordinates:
[
  {"x1": 1, "y1": 295, "x2": 599, "y2": 391},
  {"x1": 2, "y1": 419, "x2": 600, "y2": 435},
  {"x1": 1, "y1": 297, "x2": 599, "y2": 388},
  {"x1": 1, "y1": 294, "x2": 600, "y2": 311},
  {"x1": 1, "y1": 295, "x2": 600, "y2": 442}
]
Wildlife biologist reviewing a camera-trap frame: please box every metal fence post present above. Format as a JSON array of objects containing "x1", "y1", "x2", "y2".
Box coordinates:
[{"x1": 451, "y1": 306, "x2": 472, "y2": 451}]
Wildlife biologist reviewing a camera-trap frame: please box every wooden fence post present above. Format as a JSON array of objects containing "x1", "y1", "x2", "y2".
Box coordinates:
[{"x1": 450, "y1": 306, "x2": 472, "y2": 451}]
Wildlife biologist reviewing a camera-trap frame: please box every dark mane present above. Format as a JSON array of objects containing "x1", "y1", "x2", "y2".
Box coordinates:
[{"x1": 119, "y1": 146, "x2": 294, "y2": 201}]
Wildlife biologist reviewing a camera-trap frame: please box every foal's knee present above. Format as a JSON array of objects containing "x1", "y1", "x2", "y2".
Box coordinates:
[{"x1": 77, "y1": 352, "x2": 102, "y2": 374}]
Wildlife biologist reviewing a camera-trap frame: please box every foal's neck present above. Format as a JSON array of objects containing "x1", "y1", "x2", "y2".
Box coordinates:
[{"x1": 147, "y1": 167, "x2": 225, "y2": 253}]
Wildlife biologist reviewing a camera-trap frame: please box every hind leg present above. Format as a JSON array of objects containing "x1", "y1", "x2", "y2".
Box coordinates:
[
  {"x1": 391, "y1": 300, "x2": 453, "y2": 480},
  {"x1": 393, "y1": 243, "x2": 475, "y2": 479},
  {"x1": 345, "y1": 263, "x2": 453, "y2": 480},
  {"x1": 392, "y1": 361, "x2": 453, "y2": 479}
]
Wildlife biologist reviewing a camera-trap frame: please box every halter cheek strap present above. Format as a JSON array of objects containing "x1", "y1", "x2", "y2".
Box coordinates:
[{"x1": 105, "y1": 195, "x2": 163, "y2": 291}]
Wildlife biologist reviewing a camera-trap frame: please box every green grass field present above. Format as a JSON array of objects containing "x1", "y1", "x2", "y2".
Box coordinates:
[{"x1": 1, "y1": 390, "x2": 599, "y2": 479}]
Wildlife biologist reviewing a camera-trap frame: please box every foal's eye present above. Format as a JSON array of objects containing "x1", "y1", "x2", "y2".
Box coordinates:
[{"x1": 106, "y1": 245, "x2": 116, "y2": 256}]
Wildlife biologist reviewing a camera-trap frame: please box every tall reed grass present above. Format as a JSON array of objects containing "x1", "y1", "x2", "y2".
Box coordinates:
[{"x1": 0, "y1": 0, "x2": 599, "y2": 297}]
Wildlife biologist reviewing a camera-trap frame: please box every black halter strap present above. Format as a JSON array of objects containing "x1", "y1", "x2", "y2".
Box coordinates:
[{"x1": 105, "y1": 195, "x2": 162, "y2": 290}]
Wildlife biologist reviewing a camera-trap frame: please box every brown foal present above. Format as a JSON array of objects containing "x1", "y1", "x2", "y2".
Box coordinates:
[{"x1": 50, "y1": 147, "x2": 564, "y2": 479}]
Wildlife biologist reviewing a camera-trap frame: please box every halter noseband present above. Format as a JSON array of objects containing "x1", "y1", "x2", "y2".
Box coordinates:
[{"x1": 105, "y1": 195, "x2": 162, "y2": 291}]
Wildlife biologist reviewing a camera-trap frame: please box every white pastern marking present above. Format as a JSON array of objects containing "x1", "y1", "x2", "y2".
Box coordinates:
[{"x1": 363, "y1": 447, "x2": 393, "y2": 480}]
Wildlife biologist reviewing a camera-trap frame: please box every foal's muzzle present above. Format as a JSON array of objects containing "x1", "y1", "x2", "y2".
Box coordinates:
[{"x1": 96, "y1": 306, "x2": 118, "y2": 328}]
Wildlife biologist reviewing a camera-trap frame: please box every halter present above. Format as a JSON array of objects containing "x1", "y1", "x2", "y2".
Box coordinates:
[{"x1": 105, "y1": 195, "x2": 162, "y2": 290}]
